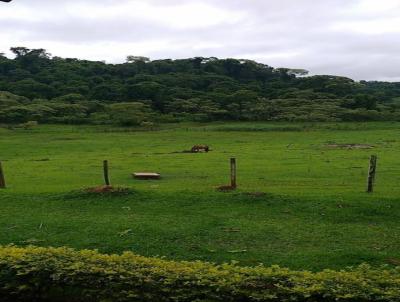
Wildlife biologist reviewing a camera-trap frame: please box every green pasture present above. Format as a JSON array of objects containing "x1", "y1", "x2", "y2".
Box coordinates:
[{"x1": 0, "y1": 122, "x2": 400, "y2": 270}]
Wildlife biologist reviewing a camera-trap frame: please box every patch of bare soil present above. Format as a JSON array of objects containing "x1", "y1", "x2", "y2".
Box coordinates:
[
  {"x1": 84, "y1": 185, "x2": 132, "y2": 194},
  {"x1": 151, "y1": 149, "x2": 213, "y2": 155},
  {"x1": 326, "y1": 143, "x2": 374, "y2": 149},
  {"x1": 216, "y1": 185, "x2": 236, "y2": 192}
]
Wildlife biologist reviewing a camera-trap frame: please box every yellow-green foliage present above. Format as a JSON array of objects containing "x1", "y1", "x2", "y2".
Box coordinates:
[{"x1": 0, "y1": 246, "x2": 400, "y2": 302}]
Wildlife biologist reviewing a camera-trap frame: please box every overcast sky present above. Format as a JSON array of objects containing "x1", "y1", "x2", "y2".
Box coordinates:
[{"x1": 1, "y1": 0, "x2": 399, "y2": 81}]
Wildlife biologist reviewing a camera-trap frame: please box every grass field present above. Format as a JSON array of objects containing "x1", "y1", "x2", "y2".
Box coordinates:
[{"x1": 1, "y1": 122, "x2": 400, "y2": 270}]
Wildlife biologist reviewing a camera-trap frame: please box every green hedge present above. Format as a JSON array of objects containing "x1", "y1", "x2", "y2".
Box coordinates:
[{"x1": 0, "y1": 246, "x2": 399, "y2": 301}]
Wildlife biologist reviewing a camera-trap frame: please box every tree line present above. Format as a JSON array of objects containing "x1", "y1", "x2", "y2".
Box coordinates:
[{"x1": 1, "y1": 47, "x2": 400, "y2": 126}]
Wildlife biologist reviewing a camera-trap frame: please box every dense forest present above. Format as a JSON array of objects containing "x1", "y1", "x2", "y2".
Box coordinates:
[{"x1": 1, "y1": 47, "x2": 400, "y2": 126}]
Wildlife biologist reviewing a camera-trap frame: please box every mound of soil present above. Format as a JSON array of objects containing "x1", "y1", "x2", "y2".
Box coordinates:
[
  {"x1": 84, "y1": 185, "x2": 132, "y2": 194},
  {"x1": 216, "y1": 185, "x2": 236, "y2": 192}
]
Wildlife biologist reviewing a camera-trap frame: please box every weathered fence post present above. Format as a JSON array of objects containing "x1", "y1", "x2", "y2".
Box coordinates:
[
  {"x1": 366, "y1": 155, "x2": 377, "y2": 193},
  {"x1": 230, "y1": 158, "x2": 237, "y2": 189},
  {"x1": 0, "y1": 161, "x2": 5, "y2": 189},
  {"x1": 103, "y1": 160, "x2": 110, "y2": 186}
]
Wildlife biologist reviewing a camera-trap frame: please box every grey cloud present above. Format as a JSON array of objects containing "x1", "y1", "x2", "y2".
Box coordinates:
[{"x1": 0, "y1": 0, "x2": 399, "y2": 81}]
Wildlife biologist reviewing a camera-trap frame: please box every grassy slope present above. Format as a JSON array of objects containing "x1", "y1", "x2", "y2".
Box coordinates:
[{"x1": 0, "y1": 122, "x2": 400, "y2": 270}]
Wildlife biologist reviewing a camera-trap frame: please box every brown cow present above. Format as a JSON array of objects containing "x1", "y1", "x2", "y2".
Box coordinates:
[{"x1": 191, "y1": 145, "x2": 209, "y2": 153}]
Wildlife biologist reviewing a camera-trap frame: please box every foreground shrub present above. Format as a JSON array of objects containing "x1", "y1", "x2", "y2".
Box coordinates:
[{"x1": 0, "y1": 246, "x2": 399, "y2": 302}]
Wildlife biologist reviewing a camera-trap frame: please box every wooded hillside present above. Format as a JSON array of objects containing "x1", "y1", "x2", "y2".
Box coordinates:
[{"x1": 1, "y1": 47, "x2": 400, "y2": 125}]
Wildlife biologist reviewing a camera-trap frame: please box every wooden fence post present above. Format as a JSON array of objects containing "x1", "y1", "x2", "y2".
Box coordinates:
[
  {"x1": 103, "y1": 160, "x2": 110, "y2": 186},
  {"x1": 230, "y1": 158, "x2": 237, "y2": 189},
  {"x1": 0, "y1": 161, "x2": 5, "y2": 189},
  {"x1": 367, "y1": 155, "x2": 377, "y2": 193}
]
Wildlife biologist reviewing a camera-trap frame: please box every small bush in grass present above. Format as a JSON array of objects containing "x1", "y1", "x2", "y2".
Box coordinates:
[{"x1": 15, "y1": 120, "x2": 39, "y2": 130}]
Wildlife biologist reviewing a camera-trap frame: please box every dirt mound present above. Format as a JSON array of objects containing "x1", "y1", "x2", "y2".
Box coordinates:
[
  {"x1": 216, "y1": 185, "x2": 236, "y2": 192},
  {"x1": 84, "y1": 185, "x2": 132, "y2": 194}
]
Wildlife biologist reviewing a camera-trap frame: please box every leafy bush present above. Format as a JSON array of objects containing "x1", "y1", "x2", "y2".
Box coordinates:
[
  {"x1": 19, "y1": 120, "x2": 38, "y2": 129},
  {"x1": 0, "y1": 246, "x2": 399, "y2": 302}
]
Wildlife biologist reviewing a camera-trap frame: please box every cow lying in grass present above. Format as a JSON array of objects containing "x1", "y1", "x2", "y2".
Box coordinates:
[{"x1": 191, "y1": 145, "x2": 210, "y2": 153}]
